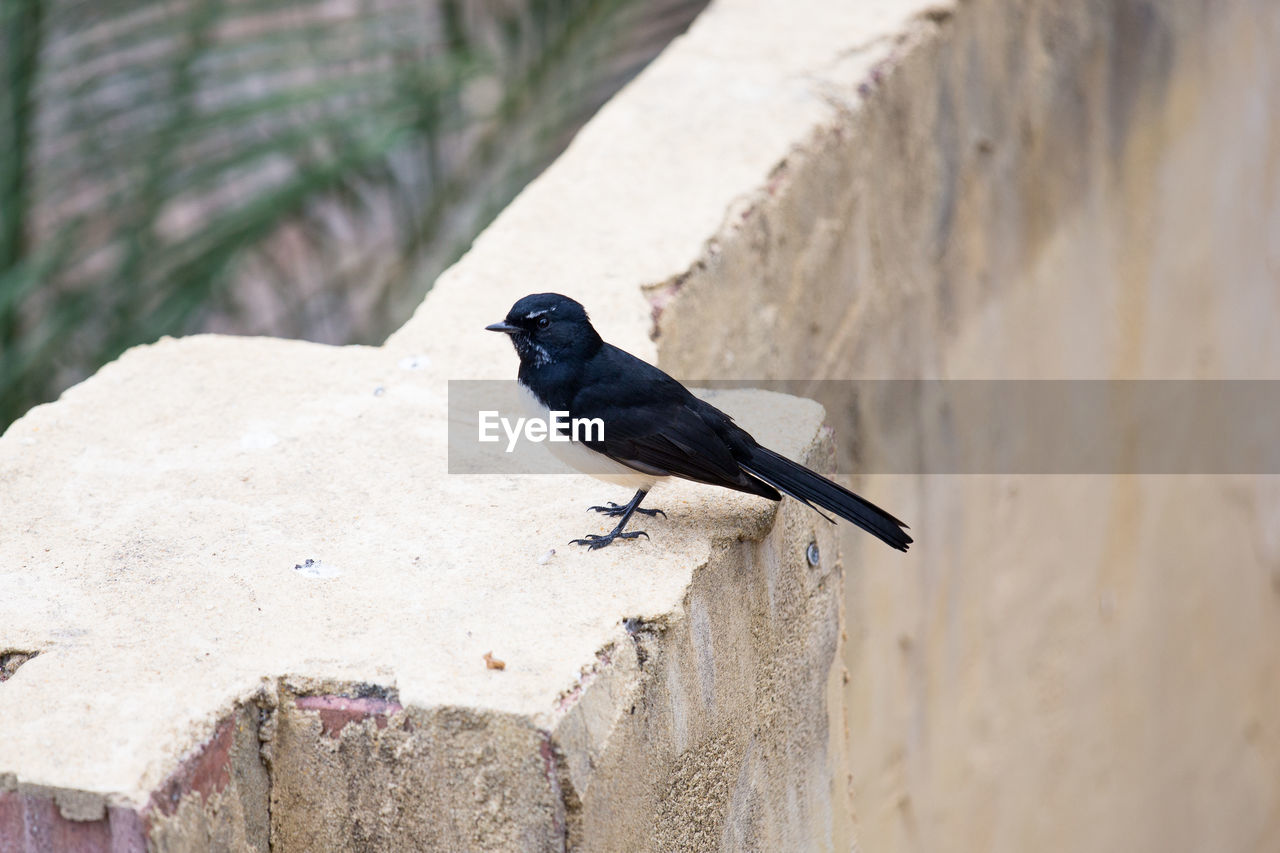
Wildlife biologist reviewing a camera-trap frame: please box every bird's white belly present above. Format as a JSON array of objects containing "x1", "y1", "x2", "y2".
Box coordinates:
[{"x1": 516, "y1": 383, "x2": 659, "y2": 490}]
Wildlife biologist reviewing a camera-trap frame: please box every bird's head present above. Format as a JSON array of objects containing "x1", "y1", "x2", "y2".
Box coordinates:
[{"x1": 486, "y1": 293, "x2": 602, "y2": 367}]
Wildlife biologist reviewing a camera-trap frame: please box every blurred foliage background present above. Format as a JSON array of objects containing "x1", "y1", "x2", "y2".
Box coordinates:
[{"x1": 0, "y1": 0, "x2": 706, "y2": 429}]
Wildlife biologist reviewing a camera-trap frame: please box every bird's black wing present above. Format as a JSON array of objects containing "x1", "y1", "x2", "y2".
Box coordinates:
[
  {"x1": 570, "y1": 345, "x2": 780, "y2": 499},
  {"x1": 590, "y1": 401, "x2": 781, "y2": 499}
]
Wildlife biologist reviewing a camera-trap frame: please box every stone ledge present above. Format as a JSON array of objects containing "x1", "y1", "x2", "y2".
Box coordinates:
[{"x1": 0, "y1": 330, "x2": 846, "y2": 848}]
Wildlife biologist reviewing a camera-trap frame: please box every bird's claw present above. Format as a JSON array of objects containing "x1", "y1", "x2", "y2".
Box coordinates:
[
  {"x1": 588, "y1": 502, "x2": 666, "y2": 519},
  {"x1": 570, "y1": 530, "x2": 649, "y2": 550}
]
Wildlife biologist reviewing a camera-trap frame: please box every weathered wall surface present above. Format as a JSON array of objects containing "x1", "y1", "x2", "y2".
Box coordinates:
[
  {"x1": 654, "y1": 0, "x2": 1280, "y2": 850},
  {"x1": 4, "y1": 0, "x2": 1276, "y2": 849}
]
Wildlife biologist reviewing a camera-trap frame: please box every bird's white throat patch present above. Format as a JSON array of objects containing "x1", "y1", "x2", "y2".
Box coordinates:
[{"x1": 512, "y1": 336, "x2": 551, "y2": 368}]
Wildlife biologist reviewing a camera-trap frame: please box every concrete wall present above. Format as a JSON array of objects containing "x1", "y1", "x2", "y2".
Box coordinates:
[
  {"x1": 3, "y1": 0, "x2": 1277, "y2": 850},
  {"x1": 654, "y1": 0, "x2": 1280, "y2": 850}
]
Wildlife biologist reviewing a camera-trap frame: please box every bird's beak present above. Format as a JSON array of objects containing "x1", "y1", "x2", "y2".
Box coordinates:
[{"x1": 485, "y1": 321, "x2": 520, "y2": 334}]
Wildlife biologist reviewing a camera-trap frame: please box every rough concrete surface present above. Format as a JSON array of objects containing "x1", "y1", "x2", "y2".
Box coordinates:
[{"x1": 5, "y1": 0, "x2": 1275, "y2": 850}]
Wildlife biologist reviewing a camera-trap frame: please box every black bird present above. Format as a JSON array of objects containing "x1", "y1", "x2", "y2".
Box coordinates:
[{"x1": 486, "y1": 293, "x2": 912, "y2": 552}]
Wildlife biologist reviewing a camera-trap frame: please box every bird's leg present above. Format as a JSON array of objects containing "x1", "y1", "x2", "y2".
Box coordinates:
[{"x1": 573, "y1": 488, "x2": 661, "y2": 550}]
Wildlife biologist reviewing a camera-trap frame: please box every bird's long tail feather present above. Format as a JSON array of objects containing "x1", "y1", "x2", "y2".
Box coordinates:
[{"x1": 742, "y1": 446, "x2": 912, "y2": 552}]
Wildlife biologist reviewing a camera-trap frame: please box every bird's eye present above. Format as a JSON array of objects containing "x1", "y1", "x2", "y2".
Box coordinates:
[{"x1": 536, "y1": 316, "x2": 550, "y2": 329}]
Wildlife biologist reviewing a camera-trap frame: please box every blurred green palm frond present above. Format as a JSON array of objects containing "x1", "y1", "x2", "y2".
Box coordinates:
[{"x1": 0, "y1": 0, "x2": 707, "y2": 429}]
